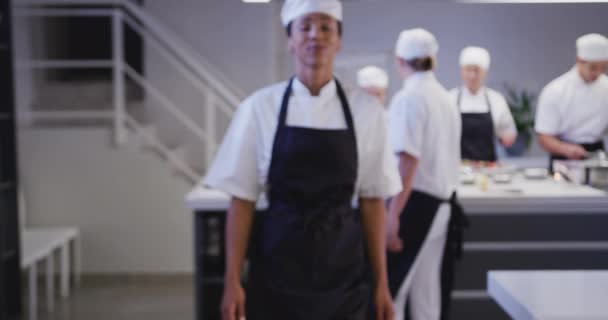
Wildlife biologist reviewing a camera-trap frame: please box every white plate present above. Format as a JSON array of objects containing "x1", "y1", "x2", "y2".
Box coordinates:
[
  {"x1": 524, "y1": 168, "x2": 548, "y2": 180},
  {"x1": 492, "y1": 173, "x2": 512, "y2": 184}
]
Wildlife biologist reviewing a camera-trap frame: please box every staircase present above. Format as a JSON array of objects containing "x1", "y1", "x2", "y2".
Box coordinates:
[{"x1": 14, "y1": 0, "x2": 244, "y2": 184}]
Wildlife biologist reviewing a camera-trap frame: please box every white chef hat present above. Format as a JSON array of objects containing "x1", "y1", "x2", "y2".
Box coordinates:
[
  {"x1": 395, "y1": 28, "x2": 439, "y2": 60},
  {"x1": 576, "y1": 33, "x2": 608, "y2": 62},
  {"x1": 281, "y1": 0, "x2": 343, "y2": 27},
  {"x1": 357, "y1": 66, "x2": 389, "y2": 89},
  {"x1": 459, "y1": 46, "x2": 491, "y2": 70}
]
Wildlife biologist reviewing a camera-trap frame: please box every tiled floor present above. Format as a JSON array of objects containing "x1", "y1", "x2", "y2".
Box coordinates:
[{"x1": 30, "y1": 275, "x2": 194, "y2": 320}]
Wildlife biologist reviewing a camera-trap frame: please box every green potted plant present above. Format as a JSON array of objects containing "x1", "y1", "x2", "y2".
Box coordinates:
[{"x1": 504, "y1": 84, "x2": 537, "y2": 156}]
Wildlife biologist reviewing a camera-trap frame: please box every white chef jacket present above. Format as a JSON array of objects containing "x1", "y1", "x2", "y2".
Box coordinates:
[
  {"x1": 535, "y1": 67, "x2": 608, "y2": 144},
  {"x1": 388, "y1": 72, "x2": 461, "y2": 200},
  {"x1": 203, "y1": 77, "x2": 403, "y2": 203},
  {"x1": 448, "y1": 86, "x2": 517, "y2": 138}
]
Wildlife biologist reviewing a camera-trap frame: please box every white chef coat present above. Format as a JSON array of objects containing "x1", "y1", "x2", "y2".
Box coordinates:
[
  {"x1": 203, "y1": 77, "x2": 403, "y2": 203},
  {"x1": 448, "y1": 86, "x2": 517, "y2": 138},
  {"x1": 535, "y1": 67, "x2": 608, "y2": 144},
  {"x1": 388, "y1": 72, "x2": 461, "y2": 200}
]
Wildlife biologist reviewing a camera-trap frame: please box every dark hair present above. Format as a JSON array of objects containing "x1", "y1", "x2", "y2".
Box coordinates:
[
  {"x1": 406, "y1": 57, "x2": 434, "y2": 71},
  {"x1": 285, "y1": 21, "x2": 343, "y2": 38}
]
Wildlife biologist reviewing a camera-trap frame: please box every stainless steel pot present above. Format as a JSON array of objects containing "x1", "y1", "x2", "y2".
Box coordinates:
[{"x1": 584, "y1": 151, "x2": 608, "y2": 189}]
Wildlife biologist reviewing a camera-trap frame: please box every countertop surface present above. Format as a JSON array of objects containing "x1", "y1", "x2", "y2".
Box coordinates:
[
  {"x1": 186, "y1": 174, "x2": 608, "y2": 214},
  {"x1": 186, "y1": 156, "x2": 608, "y2": 214},
  {"x1": 488, "y1": 270, "x2": 608, "y2": 320}
]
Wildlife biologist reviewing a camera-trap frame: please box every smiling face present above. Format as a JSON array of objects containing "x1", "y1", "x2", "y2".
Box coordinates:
[{"x1": 287, "y1": 13, "x2": 342, "y2": 71}]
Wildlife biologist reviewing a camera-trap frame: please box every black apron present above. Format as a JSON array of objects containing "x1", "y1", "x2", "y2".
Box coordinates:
[
  {"x1": 458, "y1": 89, "x2": 497, "y2": 162},
  {"x1": 548, "y1": 140, "x2": 605, "y2": 173},
  {"x1": 247, "y1": 77, "x2": 368, "y2": 320},
  {"x1": 384, "y1": 190, "x2": 467, "y2": 320}
]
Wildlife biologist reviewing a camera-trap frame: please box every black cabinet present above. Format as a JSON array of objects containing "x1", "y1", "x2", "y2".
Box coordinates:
[
  {"x1": 194, "y1": 211, "x2": 227, "y2": 320},
  {"x1": 0, "y1": 0, "x2": 22, "y2": 319}
]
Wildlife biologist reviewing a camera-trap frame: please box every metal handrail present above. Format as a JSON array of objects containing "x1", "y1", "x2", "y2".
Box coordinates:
[
  {"x1": 121, "y1": 14, "x2": 235, "y2": 117},
  {"x1": 123, "y1": 64, "x2": 216, "y2": 147},
  {"x1": 15, "y1": 0, "x2": 244, "y2": 108},
  {"x1": 124, "y1": 114, "x2": 199, "y2": 183},
  {"x1": 14, "y1": 0, "x2": 243, "y2": 179}
]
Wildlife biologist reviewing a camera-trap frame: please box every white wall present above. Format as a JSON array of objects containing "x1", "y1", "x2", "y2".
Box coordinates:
[{"x1": 18, "y1": 128, "x2": 193, "y2": 273}]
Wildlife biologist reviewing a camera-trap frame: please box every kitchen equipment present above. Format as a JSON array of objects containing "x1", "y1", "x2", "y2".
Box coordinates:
[
  {"x1": 553, "y1": 161, "x2": 580, "y2": 184},
  {"x1": 553, "y1": 151, "x2": 608, "y2": 190},
  {"x1": 460, "y1": 172, "x2": 475, "y2": 185},
  {"x1": 479, "y1": 163, "x2": 519, "y2": 176},
  {"x1": 583, "y1": 151, "x2": 608, "y2": 190},
  {"x1": 492, "y1": 173, "x2": 513, "y2": 184},
  {"x1": 524, "y1": 168, "x2": 548, "y2": 180},
  {"x1": 460, "y1": 165, "x2": 476, "y2": 185}
]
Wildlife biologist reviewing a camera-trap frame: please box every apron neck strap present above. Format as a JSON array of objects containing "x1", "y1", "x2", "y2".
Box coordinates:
[
  {"x1": 334, "y1": 78, "x2": 355, "y2": 132},
  {"x1": 278, "y1": 77, "x2": 296, "y2": 129},
  {"x1": 457, "y1": 87, "x2": 494, "y2": 115},
  {"x1": 278, "y1": 76, "x2": 355, "y2": 133}
]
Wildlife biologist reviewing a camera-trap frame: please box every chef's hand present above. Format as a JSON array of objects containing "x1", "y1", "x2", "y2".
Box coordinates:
[
  {"x1": 564, "y1": 144, "x2": 587, "y2": 160},
  {"x1": 374, "y1": 282, "x2": 394, "y2": 320},
  {"x1": 386, "y1": 213, "x2": 403, "y2": 252},
  {"x1": 221, "y1": 280, "x2": 246, "y2": 320}
]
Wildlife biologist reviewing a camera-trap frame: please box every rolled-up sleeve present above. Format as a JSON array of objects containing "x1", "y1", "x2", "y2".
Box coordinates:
[
  {"x1": 202, "y1": 97, "x2": 260, "y2": 202},
  {"x1": 389, "y1": 94, "x2": 427, "y2": 159},
  {"x1": 534, "y1": 85, "x2": 561, "y2": 136},
  {"x1": 357, "y1": 102, "x2": 402, "y2": 199},
  {"x1": 493, "y1": 93, "x2": 517, "y2": 137}
]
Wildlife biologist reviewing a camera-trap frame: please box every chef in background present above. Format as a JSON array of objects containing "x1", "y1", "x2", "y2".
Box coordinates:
[
  {"x1": 535, "y1": 33, "x2": 608, "y2": 170},
  {"x1": 358, "y1": 65, "x2": 390, "y2": 106},
  {"x1": 383, "y1": 28, "x2": 464, "y2": 320},
  {"x1": 449, "y1": 46, "x2": 517, "y2": 163}
]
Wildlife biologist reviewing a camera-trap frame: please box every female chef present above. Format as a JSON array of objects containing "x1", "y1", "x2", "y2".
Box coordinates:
[
  {"x1": 384, "y1": 28, "x2": 465, "y2": 320},
  {"x1": 203, "y1": 1, "x2": 402, "y2": 319}
]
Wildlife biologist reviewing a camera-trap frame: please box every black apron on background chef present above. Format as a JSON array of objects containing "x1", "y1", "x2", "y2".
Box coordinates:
[
  {"x1": 380, "y1": 28, "x2": 465, "y2": 320},
  {"x1": 202, "y1": 1, "x2": 402, "y2": 320},
  {"x1": 535, "y1": 33, "x2": 608, "y2": 171},
  {"x1": 449, "y1": 46, "x2": 517, "y2": 163}
]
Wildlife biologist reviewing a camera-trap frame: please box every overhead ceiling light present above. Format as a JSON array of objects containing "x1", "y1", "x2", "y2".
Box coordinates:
[
  {"x1": 459, "y1": 0, "x2": 608, "y2": 2},
  {"x1": 242, "y1": 0, "x2": 271, "y2": 3}
]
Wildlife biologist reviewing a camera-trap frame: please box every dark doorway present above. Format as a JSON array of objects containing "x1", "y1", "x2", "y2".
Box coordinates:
[{"x1": 53, "y1": 0, "x2": 144, "y2": 81}]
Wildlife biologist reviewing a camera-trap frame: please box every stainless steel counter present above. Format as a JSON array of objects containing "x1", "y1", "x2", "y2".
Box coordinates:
[{"x1": 186, "y1": 175, "x2": 608, "y2": 214}]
